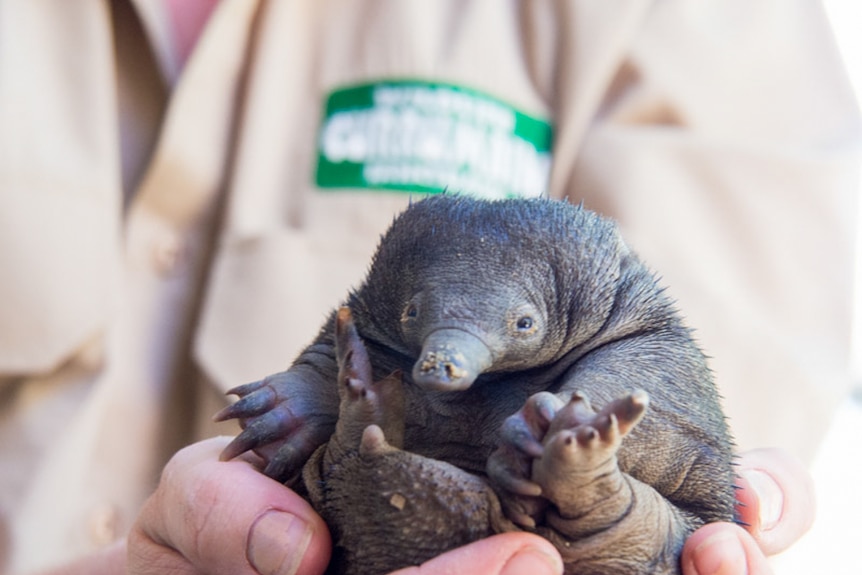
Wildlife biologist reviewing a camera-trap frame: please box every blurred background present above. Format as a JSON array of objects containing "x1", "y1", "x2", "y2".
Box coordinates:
[{"x1": 771, "y1": 1, "x2": 862, "y2": 573}]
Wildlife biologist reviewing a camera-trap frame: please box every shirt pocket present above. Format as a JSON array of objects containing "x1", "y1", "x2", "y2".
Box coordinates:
[{"x1": 194, "y1": 218, "x2": 384, "y2": 391}]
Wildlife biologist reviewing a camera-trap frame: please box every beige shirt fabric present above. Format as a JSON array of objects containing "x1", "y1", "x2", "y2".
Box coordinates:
[{"x1": 0, "y1": 0, "x2": 859, "y2": 572}]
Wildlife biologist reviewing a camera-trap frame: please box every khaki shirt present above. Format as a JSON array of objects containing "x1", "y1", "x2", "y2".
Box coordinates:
[{"x1": 1, "y1": 0, "x2": 859, "y2": 572}]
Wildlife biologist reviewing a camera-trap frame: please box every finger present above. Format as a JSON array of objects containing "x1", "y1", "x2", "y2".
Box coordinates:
[
  {"x1": 389, "y1": 532, "x2": 563, "y2": 575},
  {"x1": 734, "y1": 448, "x2": 815, "y2": 555},
  {"x1": 681, "y1": 522, "x2": 773, "y2": 575},
  {"x1": 129, "y1": 437, "x2": 331, "y2": 575},
  {"x1": 127, "y1": 529, "x2": 199, "y2": 575}
]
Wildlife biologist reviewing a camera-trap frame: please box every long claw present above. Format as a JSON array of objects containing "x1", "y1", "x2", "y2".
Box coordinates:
[
  {"x1": 335, "y1": 307, "x2": 372, "y2": 386},
  {"x1": 263, "y1": 420, "x2": 335, "y2": 481},
  {"x1": 500, "y1": 415, "x2": 545, "y2": 459},
  {"x1": 546, "y1": 391, "x2": 596, "y2": 435},
  {"x1": 262, "y1": 443, "x2": 303, "y2": 481},
  {"x1": 498, "y1": 391, "x2": 563, "y2": 459},
  {"x1": 599, "y1": 389, "x2": 648, "y2": 437},
  {"x1": 498, "y1": 474, "x2": 543, "y2": 498},
  {"x1": 213, "y1": 385, "x2": 277, "y2": 422},
  {"x1": 225, "y1": 379, "x2": 267, "y2": 398},
  {"x1": 219, "y1": 429, "x2": 262, "y2": 462},
  {"x1": 508, "y1": 510, "x2": 538, "y2": 529},
  {"x1": 575, "y1": 427, "x2": 599, "y2": 447},
  {"x1": 531, "y1": 393, "x2": 561, "y2": 425},
  {"x1": 486, "y1": 448, "x2": 543, "y2": 497},
  {"x1": 219, "y1": 406, "x2": 300, "y2": 462}
]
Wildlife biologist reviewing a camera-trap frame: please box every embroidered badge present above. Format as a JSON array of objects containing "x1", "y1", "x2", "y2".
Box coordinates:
[{"x1": 315, "y1": 80, "x2": 553, "y2": 199}]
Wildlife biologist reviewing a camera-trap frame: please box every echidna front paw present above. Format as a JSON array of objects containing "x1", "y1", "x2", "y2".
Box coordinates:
[
  {"x1": 532, "y1": 390, "x2": 648, "y2": 538},
  {"x1": 486, "y1": 391, "x2": 565, "y2": 527},
  {"x1": 488, "y1": 389, "x2": 649, "y2": 534},
  {"x1": 215, "y1": 373, "x2": 337, "y2": 484}
]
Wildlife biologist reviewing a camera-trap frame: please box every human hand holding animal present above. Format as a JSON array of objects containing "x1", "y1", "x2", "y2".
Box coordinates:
[
  {"x1": 117, "y1": 439, "x2": 810, "y2": 575},
  {"x1": 28, "y1": 194, "x2": 818, "y2": 575},
  {"x1": 124, "y1": 436, "x2": 563, "y2": 575}
]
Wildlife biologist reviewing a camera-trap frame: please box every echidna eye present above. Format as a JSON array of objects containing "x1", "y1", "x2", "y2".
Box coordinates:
[
  {"x1": 405, "y1": 304, "x2": 418, "y2": 319},
  {"x1": 516, "y1": 316, "x2": 533, "y2": 330}
]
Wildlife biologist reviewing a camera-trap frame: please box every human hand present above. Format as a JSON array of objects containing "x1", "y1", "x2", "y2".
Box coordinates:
[
  {"x1": 681, "y1": 448, "x2": 815, "y2": 575},
  {"x1": 126, "y1": 437, "x2": 564, "y2": 575},
  {"x1": 127, "y1": 440, "x2": 810, "y2": 575},
  {"x1": 127, "y1": 436, "x2": 331, "y2": 575},
  {"x1": 388, "y1": 533, "x2": 563, "y2": 575}
]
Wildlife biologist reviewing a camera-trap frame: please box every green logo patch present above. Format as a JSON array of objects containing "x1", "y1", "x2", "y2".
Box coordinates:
[{"x1": 315, "y1": 80, "x2": 553, "y2": 199}]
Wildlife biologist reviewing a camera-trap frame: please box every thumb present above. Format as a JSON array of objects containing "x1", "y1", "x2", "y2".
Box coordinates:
[
  {"x1": 734, "y1": 448, "x2": 815, "y2": 555},
  {"x1": 389, "y1": 532, "x2": 564, "y2": 575},
  {"x1": 128, "y1": 437, "x2": 331, "y2": 575}
]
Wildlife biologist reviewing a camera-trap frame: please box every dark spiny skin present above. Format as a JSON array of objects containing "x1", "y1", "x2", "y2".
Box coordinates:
[{"x1": 216, "y1": 196, "x2": 737, "y2": 574}]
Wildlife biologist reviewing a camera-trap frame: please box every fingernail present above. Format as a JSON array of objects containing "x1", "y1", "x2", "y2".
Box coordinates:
[
  {"x1": 691, "y1": 530, "x2": 747, "y2": 575},
  {"x1": 248, "y1": 510, "x2": 313, "y2": 575},
  {"x1": 742, "y1": 469, "x2": 783, "y2": 531},
  {"x1": 501, "y1": 546, "x2": 564, "y2": 575}
]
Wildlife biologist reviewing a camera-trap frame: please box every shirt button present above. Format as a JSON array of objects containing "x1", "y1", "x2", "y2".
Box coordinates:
[
  {"x1": 74, "y1": 334, "x2": 105, "y2": 371},
  {"x1": 89, "y1": 503, "x2": 121, "y2": 546},
  {"x1": 151, "y1": 233, "x2": 187, "y2": 276}
]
